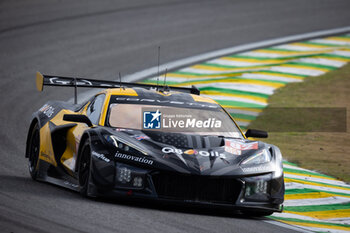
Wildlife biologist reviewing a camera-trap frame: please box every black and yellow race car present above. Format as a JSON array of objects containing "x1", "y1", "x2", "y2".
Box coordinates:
[{"x1": 26, "y1": 72, "x2": 284, "y2": 216}]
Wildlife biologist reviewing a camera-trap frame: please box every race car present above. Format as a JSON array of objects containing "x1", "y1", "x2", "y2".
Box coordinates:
[{"x1": 26, "y1": 72, "x2": 284, "y2": 216}]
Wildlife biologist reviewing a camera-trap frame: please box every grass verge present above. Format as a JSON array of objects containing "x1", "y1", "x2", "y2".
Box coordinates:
[{"x1": 249, "y1": 64, "x2": 350, "y2": 183}]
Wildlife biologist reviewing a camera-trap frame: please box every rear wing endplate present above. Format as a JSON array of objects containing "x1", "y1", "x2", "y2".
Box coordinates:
[{"x1": 36, "y1": 72, "x2": 200, "y2": 103}]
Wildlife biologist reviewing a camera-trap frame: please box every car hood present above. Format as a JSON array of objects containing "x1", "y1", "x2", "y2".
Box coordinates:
[{"x1": 107, "y1": 128, "x2": 275, "y2": 176}]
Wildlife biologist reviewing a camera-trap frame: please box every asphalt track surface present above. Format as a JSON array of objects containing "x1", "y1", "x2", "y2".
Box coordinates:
[{"x1": 1, "y1": 0, "x2": 350, "y2": 232}]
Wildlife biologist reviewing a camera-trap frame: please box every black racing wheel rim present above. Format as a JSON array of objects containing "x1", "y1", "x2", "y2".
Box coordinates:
[
  {"x1": 29, "y1": 128, "x2": 39, "y2": 173},
  {"x1": 79, "y1": 144, "x2": 91, "y2": 188}
]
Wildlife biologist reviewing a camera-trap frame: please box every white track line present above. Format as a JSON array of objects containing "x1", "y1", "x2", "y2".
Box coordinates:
[
  {"x1": 284, "y1": 173, "x2": 349, "y2": 187},
  {"x1": 240, "y1": 73, "x2": 302, "y2": 82},
  {"x1": 273, "y1": 44, "x2": 330, "y2": 51},
  {"x1": 206, "y1": 59, "x2": 268, "y2": 67},
  {"x1": 272, "y1": 212, "x2": 350, "y2": 225},
  {"x1": 296, "y1": 57, "x2": 346, "y2": 67},
  {"x1": 329, "y1": 50, "x2": 350, "y2": 57},
  {"x1": 192, "y1": 83, "x2": 277, "y2": 95},
  {"x1": 123, "y1": 26, "x2": 350, "y2": 82},
  {"x1": 268, "y1": 66, "x2": 325, "y2": 76},
  {"x1": 285, "y1": 182, "x2": 350, "y2": 195},
  {"x1": 311, "y1": 38, "x2": 350, "y2": 46},
  {"x1": 284, "y1": 196, "x2": 350, "y2": 206},
  {"x1": 283, "y1": 163, "x2": 324, "y2": 173},
  {"x1": 73, "y1": 26, "x2": 350, "y2": 103}
]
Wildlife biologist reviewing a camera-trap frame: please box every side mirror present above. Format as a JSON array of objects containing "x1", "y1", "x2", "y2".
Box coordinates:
[
  {"x1": 63, "y1": 114, "x2": 93, "y2": 127},
  {"x1": 245, "y1": 129, "x2": 268, "y2": 138}
]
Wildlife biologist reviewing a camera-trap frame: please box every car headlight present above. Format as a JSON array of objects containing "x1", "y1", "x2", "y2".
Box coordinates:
[
  {"x1": 241, "y1": 149, "x2": 271, "y2": 165},
  {"x1": 242, "y1": 173, "x2": 272, "y2": 201},
  {"x1": 115, "y1": 163, "x2": 147, "y2": 189},
  {"x1": 104, "y1": 134, "x2": 148, "y2": 155}
]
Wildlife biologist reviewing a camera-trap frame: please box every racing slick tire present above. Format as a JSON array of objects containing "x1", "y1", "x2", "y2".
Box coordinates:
[
  {"x1": 78, "y1": 140, "x2": 92, "y2": 197},
  {"x1": 28, "y1": 122, "x2": 40, "y2": 180}
]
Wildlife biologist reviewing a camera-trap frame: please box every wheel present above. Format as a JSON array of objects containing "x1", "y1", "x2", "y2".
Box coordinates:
[
  {"x1": 78, "y1": 140, "x2": 91, "y2": 196},
  {"x1": 28, "y1": 123, "x2": 40, "y2": 180},
  {"x1": 241, "y1": 210, "x2": 274, "y2": 217}
]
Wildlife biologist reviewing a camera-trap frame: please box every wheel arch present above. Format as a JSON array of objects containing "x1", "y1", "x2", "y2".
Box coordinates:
[
  {"x1": 75, "y1": 132, "x2": 91, "y2": 172},
  {"x1": 25, "y1": 117, "x2": 40, "y2": 158}
]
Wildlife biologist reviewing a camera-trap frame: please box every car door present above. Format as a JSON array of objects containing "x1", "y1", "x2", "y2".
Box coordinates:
[{"x1": 60, "y1": 94, "x2": 106, "y2": 173}]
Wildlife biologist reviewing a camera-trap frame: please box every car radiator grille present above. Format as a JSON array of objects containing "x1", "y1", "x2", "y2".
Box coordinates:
[{"x1": 151, "y1": 172, "x2": 242, "y2": 204}]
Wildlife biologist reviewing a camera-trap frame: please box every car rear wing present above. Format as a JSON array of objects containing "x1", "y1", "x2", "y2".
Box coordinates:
[{"x1": 36, "y1": 72, "x2": 200, "y2": 103}]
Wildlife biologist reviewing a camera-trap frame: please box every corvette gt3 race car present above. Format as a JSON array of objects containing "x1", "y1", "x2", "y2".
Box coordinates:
[{"x1": 26, "y1": 72, "x2": 284, "y2": 216}]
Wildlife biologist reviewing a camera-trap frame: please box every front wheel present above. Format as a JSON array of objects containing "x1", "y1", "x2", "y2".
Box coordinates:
[
  {"x1": 28, "y1": 123, "x2": 40, "y2": 180},
  {"x1": 78, "y1": 141, "x2": 91, "y2": 196}
]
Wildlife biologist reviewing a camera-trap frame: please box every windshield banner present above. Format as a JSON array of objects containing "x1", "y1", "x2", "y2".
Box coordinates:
[{"x1": 142, "y1": 107, "x2": 234, "y2": 133}]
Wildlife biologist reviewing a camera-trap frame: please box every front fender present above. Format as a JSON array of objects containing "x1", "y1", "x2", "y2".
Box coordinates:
[
  {"x1": 25, "y1": 115, "x2": 41, "y2": 158},
  {"x1": 269, "y1": 145, "x2": 285, "y2": 204},
  {"x1": 83, "y1": 130, "x2": 116, "y2": 193}
]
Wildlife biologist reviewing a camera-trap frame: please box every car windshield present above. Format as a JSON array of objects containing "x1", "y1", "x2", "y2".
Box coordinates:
[{"x1": 108, "y1": 103, "x2": 243, "y2": 138}]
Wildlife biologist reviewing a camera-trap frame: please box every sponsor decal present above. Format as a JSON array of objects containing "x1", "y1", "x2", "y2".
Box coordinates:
[
  {"x1": 115, "y1": 152, "x2": 153, "y2": 165},
  {"x1": 132, "y1": 135, "x2": 150, "y2": 141},
  {"x1": 162, "y1": 146, "x2": 226, "y2": 158},
  {"x1": 63, "y1": 181, "x2": 79, "y2": 188},
  {"x1": 163, "y1": 118, "x2": 221, "y2": 129},
  {"x1": 143, "y1": 110, "x2": 161, "y2": 129},
  {"x1": 224, "y1": 140, "x2": 258, "y2": 155},
  {"x1": 49, "y1": 77, "x2": 92, "y2": 86},
  {"x1": 115, "y1": 128, "x2": 134, "y2": 132},
  {"x1": 39, "y1": 104, "x2": 55, "y2": 118},
  {"x1": 184, "y1": 149, "x2": 197, "y2": 155},
  {"x1": 92, "y1": 151, "x2": 110, "y2": 163},
  {"x1": 242, "y1": 165, "x2": 270, "y2": 173},
  {"x1": 143, "y1": 108, "x2": 222, "y2": 130}
]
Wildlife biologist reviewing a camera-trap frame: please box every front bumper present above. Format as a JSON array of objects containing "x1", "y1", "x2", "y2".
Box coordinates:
[
  {"x1": 89, "y1": 163, "x2": 284, "y2": 213},
  {"x1": 95, "y1": 188, "x2": 283, "y2": 213}
]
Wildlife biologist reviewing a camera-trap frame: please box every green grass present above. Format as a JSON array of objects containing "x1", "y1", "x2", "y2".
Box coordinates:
[{"x1": 249, "y1": 64, "x2": 350, "y2": 183}]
